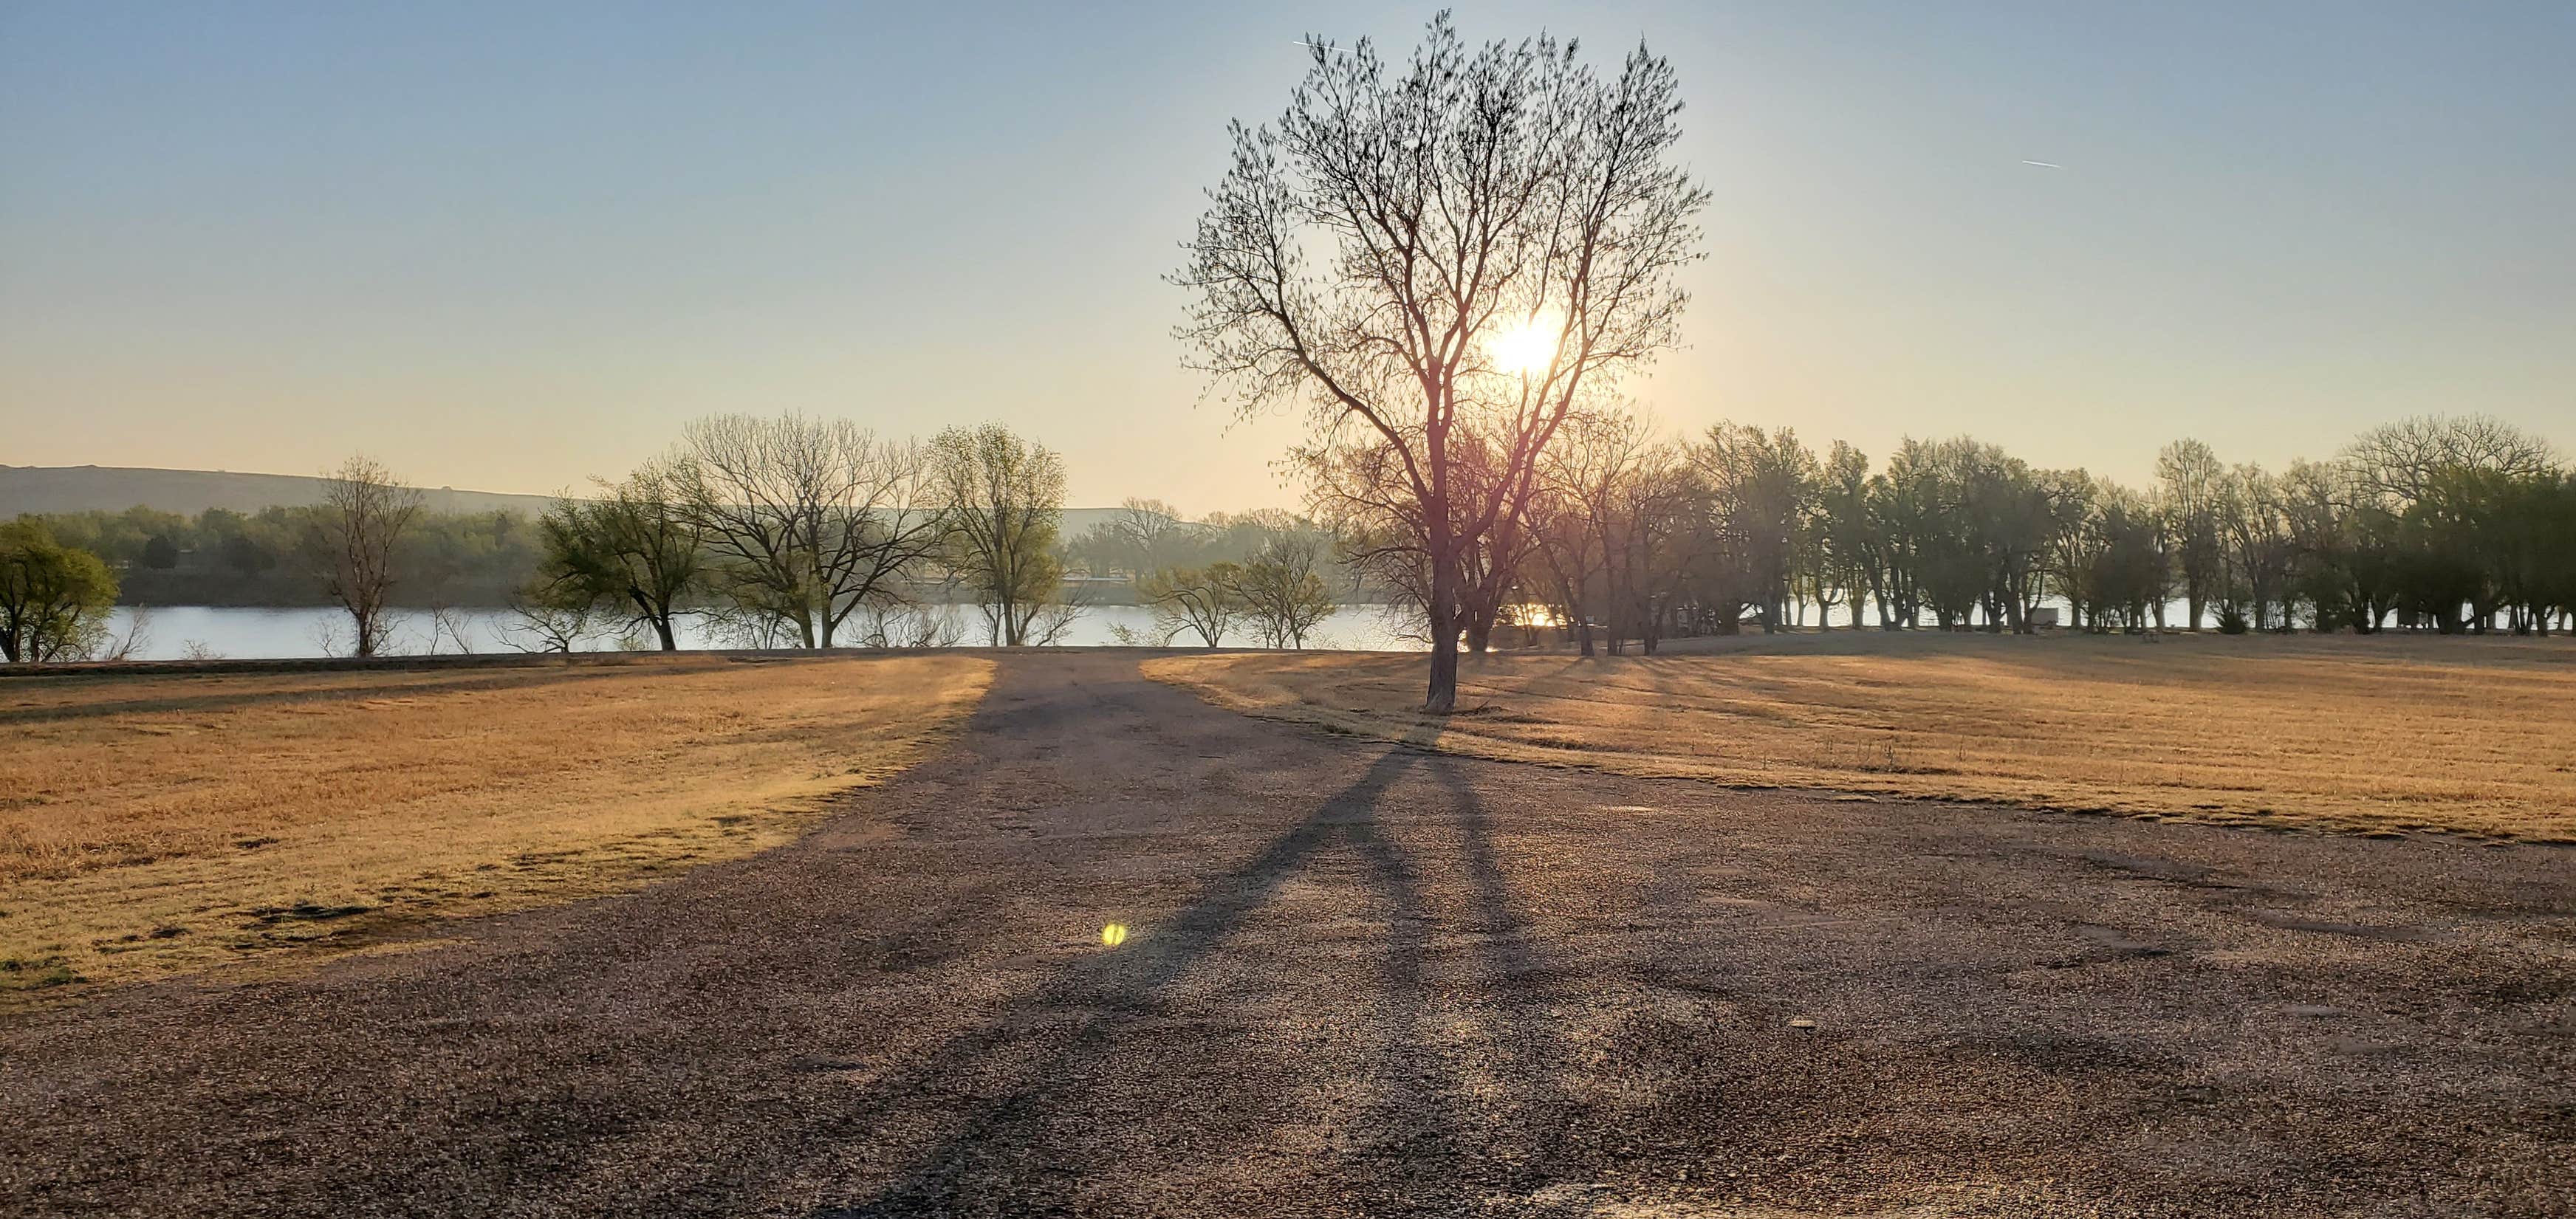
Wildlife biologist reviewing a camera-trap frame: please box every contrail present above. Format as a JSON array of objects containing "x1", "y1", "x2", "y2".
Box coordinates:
[
  {"x1": 2021, "y1": 159, "x2": 2064, "y2": 169},
  {"x1": 1292, "y1": 39, "x2": 1354, "y2": 55}
]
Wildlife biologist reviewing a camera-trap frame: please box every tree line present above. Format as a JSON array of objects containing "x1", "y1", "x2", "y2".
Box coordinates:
[
  {"x1": 1490, "y1": 411, "x2": 2572, "y2": 656},
  {"x1": 1, "y1": 417, "x2": 1375, "y2": 663},
  {"x1": 1, "y1": 419, "x2": 1077, "y2": 662},
  {"x1": 6, "y1": 502, "x2": 539, "y2": 610}
]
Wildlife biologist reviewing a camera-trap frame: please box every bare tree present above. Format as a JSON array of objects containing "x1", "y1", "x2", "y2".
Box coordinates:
[
  {"x1": 426, "y1": 604, "x2": 478, "y2": 654},
  {"x1": 1226, "y1": 532, "x2": 1339, "y2": 648},
  {"x1": 1143, "y1": 564, "x2": 1244, "y2": 648},
  {"x1": 930, "y1": 423, "x2": 1067, "y2": 646},
  {"x1": 2344, "y1": 414, "x2": 2557, "y2": 507},
  {"x1": 95, "y1": 605, "x2": 152, "y2": 662},
  {"x1": 2216, "y1": 464, "x2": 2298, "y2": 631},
  {"x1": 2157, "y1": 439, "x2": 2224, "y2": 628},
  {"x1": 1110, "y1": 498, "x2": 1190, "y2": 577},
  {"x1": 676, "y1": 414, "x2": 948, "y2": 648},
  {"x1": 1815, "y1": 441, "x2": 1880, "y2": 628},
  {"x1": 1529, "y1": 409, "x2": 1661, "y2": 654},
  {"x1": 316, "y1": 456, "x2": 424, "y2": 658},
  {"x1": 1597, "y1": 433, "x2": 1696, "y2": 651},
  {"x1": 1176, "y1": 16, "x2": 1707, "y2": 711},
  {"x1": 1027, "y1": 596, "x2": 1088, "y2": 647},
  {"x1": 1690, "y1": 424, "x2": 1816, "y2": 632},
  {"x1": 501, "y1": 596, "x2": 601, "y2": 653},
  {"x1": 857, "y1": 602, "x2": 967, "y2": 649}
]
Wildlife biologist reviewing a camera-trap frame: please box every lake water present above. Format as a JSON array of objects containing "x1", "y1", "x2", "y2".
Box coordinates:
[{"x1": 96, "y1": 603, "x2": 1425, "y2": 660}]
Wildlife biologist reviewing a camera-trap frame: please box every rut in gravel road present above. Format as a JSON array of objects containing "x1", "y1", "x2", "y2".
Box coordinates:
[{"x1": 3, "y1": 653, "x2": 2570, "y2": 1218}]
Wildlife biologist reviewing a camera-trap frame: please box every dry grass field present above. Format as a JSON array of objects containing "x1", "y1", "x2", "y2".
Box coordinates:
[
  {"x1": 0, "y1": 654, "x2": 991, "y2": 999},
  {"x1": 1149, "y1": 633, "x2": 2576, "y2": 842}
]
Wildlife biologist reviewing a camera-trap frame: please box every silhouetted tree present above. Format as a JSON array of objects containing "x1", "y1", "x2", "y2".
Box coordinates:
[
  {"x1": 2157, "y1": 439, "x2": 2224, "y2": 628},
  {"x1": 1176, "y1": 15, "x2": 1707, "y2": 710}
]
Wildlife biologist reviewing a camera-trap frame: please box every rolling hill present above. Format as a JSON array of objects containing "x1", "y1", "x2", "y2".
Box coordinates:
[{"x1": 1, "y1": 464, "x2": 1128, "y2": 535}]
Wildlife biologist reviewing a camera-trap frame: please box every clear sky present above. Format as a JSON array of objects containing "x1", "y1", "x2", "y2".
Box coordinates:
[{"x1": 4, "y1": 2, "x2": 2570, "y2": 510}]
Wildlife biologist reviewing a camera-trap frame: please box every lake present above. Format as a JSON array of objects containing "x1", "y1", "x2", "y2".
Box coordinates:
[{"x1": 96, "y1": 604, "x2": 1425, "y2": 661}]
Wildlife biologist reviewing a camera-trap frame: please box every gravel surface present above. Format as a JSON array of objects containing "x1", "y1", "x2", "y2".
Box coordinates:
[{"x1": 4, "y1": 653, "x2": 2569, "y2": 1218}]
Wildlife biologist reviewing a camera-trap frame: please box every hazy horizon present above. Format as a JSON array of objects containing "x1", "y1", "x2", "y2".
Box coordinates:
[{"x1": 6, "y1": 2, "x2": 2571, "y2": 511}]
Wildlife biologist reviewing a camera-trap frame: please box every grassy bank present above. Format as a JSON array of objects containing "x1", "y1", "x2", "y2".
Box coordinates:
[
  {"x1": 1149, "y1": 633, "x2": 2576, "y2": 841},
  {"x1": 1, "y1": 653, "x2": 991, "y2": 1000}
]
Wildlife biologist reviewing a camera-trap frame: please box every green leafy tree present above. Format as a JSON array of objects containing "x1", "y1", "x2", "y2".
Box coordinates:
[
  {"x1": 535, "y1": 461, "x2": 706, "y2": 650},
  {"x1": 931, "y1": 423, "x2": 1068, "y2": 646},
  {"x1": 1, "y1": 520, "x2": 120, "y2": 663}
]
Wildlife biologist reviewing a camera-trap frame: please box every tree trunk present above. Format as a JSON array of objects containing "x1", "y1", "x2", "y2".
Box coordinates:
[
  {"x1": 1425, "y1": 617, "x2": 1460, "y2": 712},
  {"x1": 1422, "y1": 529, "x2": 1461, "y2": 711},
  {"x1": 655, "y1": 616, "x2": 678, "y2": 650}
]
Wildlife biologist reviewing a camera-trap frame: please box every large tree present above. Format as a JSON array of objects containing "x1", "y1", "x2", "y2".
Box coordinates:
[
  {"x1": 1176, "y1": 16, "x2": 1707, "y2": 712},
  {"x1": 676, "y1": 413, "x2": 947, "y2": 649}
]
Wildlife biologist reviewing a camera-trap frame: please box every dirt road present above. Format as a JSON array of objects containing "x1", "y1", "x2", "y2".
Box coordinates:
[{"x1": 4, "y1": 653, "x2": 2569, "y2": 1217}]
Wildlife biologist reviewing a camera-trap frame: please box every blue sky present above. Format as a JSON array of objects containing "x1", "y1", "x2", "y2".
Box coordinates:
[{"x1": 4, "y1": 2, "x2": 2569, "y2": 509}]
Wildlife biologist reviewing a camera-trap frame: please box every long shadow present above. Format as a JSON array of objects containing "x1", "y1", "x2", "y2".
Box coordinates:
[
  {"x1": 801, "y1": 744, "x2": 1450, "y2": 1216},
  {"x1": 1419, "y1": 750, "x2": 1586, "y2": 1193},
  {"x1": 795, "y1": 716, "x2": 1597, "y2": 1217}
]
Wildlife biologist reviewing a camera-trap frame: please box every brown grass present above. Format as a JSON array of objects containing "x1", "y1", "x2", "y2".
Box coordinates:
[
  {"x1": 0, "y1": 654, "x2": 991, "y2": 997},
  {"x1": 1148, "y1": 633, "x2": 2576, "y2": 841}
]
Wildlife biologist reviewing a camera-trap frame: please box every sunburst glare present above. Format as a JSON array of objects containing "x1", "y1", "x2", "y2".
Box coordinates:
[{"x1": 1486, "y1": 309, "x2": 1563, "y2": 377}]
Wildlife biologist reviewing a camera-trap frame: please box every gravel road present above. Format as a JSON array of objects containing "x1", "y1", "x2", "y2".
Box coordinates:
[{"x1": 4, "y1": 653, "x2": 2569, "y2": 1217}]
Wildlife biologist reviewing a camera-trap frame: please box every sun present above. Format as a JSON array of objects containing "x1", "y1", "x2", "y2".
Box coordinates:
[{"x1": 1486, "y1": 310, "x2": 1562, "y2": 377}]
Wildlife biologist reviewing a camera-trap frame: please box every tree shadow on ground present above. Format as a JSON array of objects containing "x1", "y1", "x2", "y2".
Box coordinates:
[{"x1": 807, "y1": 735, "x2": 1585, "y2": 1217}]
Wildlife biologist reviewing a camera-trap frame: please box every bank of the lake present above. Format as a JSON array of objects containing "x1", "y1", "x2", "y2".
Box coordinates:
[{"x1": 96, "y1": 604, "x2": 1422, "y2": 660}]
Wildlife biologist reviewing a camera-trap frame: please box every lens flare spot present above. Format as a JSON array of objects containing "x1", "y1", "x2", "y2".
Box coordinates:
[{"x1": 1101, "y1": 922, "x2": 1129, "y2": 947}]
